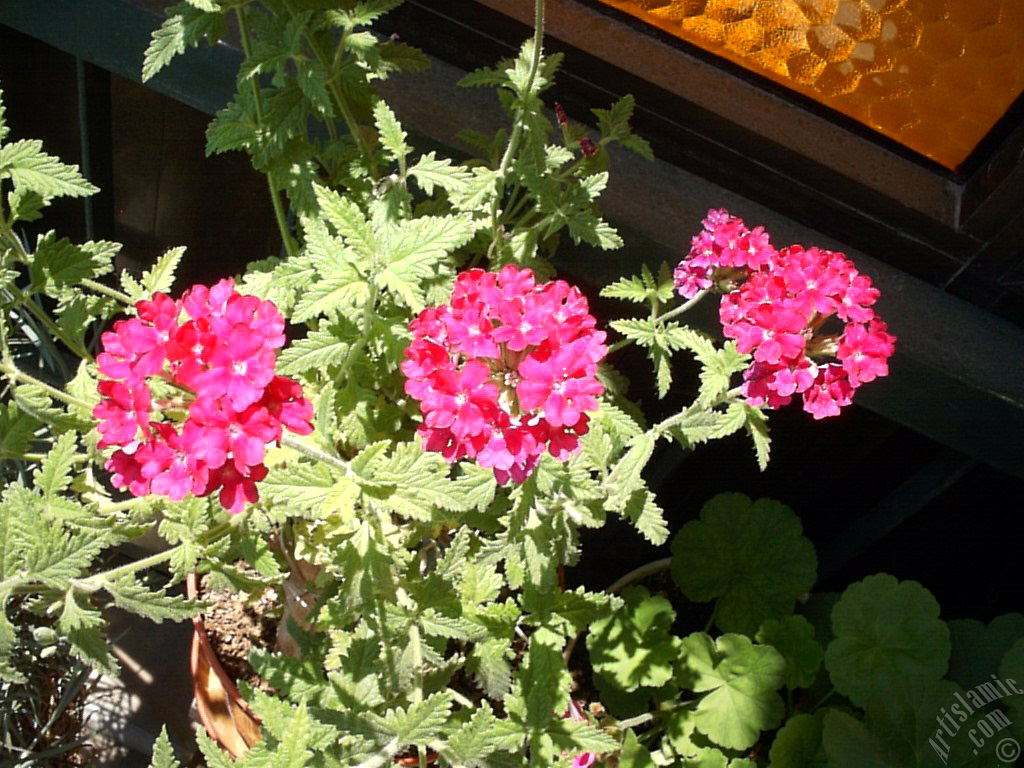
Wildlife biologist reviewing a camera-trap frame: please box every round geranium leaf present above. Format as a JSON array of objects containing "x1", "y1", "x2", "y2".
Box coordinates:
[
  {"x1": 825, "y1": 574, "x2": 950, "y2": 708},
  {"x1": 756, "y1": 615, "x2": 824, "y2": 690},
  {"x1": 587, "y1": 585, "x2": 680, "y2": 693},
  {"x1": 768, "y1": 711, "x2": 828, "y2": 768},
  {"x1": 947, "y1": 613, "x2": 1024, "y2": 690},
  {"x1": 670, "y1": 493, "x2": 817, "y2": 636},
  {"x1": 683, "y1": 631, "x2": 786, "y2": 751}
]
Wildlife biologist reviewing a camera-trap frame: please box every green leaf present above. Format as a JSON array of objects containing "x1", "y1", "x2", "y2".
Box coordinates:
[
  {"x1": 148, "y1": 725, "x2": 182, "y2": 768},
  {"x1": 314, "y1": 184, "x2": 376, "y2": 259},
  {"x1": 0, "y1": 402, "x2": 38, "y2": 457},
  {"x1": 142, "y1": 246, "x2": 185, "y2": 296},
  {"x1": 768, "y1": 711, "x2": 828, "y2": 768},
  {"x1": 604, "y1": 433, "x2": 654, "y2": 512},
  {"x1": 755, "y1": 615, "x2": 823, "y2": 690},
  {"x1": 468, "y1": 637, "x2": 513, "y2": 699},
  {"x1": 384, "y1": 691, "x2": 452, "y2": 745},
  {"x1": 373, "y1": 100, "x2": 409, "y2": 164},
  {"x1": 820, "y1": 710, "x2": 894, "y2": 768},
  {"x1": 276, "y1": 322, "x2": 355, "y2": 375},
  {"x1": 522, "y1": 627, "x2": 571, "y2": 749},
  {"x1": 142, "y1": 14, "x2": 186, "y2": 82},
  {"x1": 30, "y1": 232, "x2": 118, "y2": 294},
  {"x1": 446, "y1": 701, "x2": 523, "y2": 765},
  {"x1": 744, "y1": 405, "x2": 771, "y2": 470},
  {"x1": 618, "y1": 730, "x2": 657, "y2": 767},
  {"x1": 262, "y1": 462, "x2": 342, "y2": 519},
  {"x1": 408, "y1": 152, "x2": 473, "y2": 196},
  {"x1": 588, "y1": 586, "x2": 679, "y2": 693},
  {"x1": 946, "y1": 613, "x2": 1024, "y2": 690},
  {"x1": 296, "y1": 59, "x2": 332, "y2": 116},
  {"x1": 0, "y1": 139, "x2": 97, "y2": 199},
  {"x1": 825, "y1": 574, "x2": 950, "y2": 708},
  {"x1": 33, "y1": 431, "x2": 77, "y2": 500},
  {"x1": 104, "y1": 575, "x2": 198, "y2": 623},
  {"x1": 620, "y1": 489, "x2": 669, "y2": 546},
  {"x1": 0, "y1": 88, "x2": 8, "y2": 144},
  {"x1": 683, "y1": 632, "x2": 786, "y2": 750},
  {"x1": 670, "y1": 493, "x2": 817, "y2": 636}
]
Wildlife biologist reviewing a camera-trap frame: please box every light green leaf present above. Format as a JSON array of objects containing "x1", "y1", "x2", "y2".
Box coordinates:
[
  {"x1": 620, "y1": 489, "x2": 669, "y2": 546},
  {"x1": 33, "y1": 431, "x2": 77, "y2": 500},
  {"x1": 142, "y1": 14, "x2": 186, "y2": 82},
  {"x1": 825, "y1": 574, "x2": 950, "y2": 708},
  {"x1": 408, "y1": 152, "x2": 473, "y2": 196},
  {"x1": 683, "y1": 632, "x2": 786, "y2": 750},
  {"x1": 0, "y1": 402, "x2": 38, "y2": 457},
  {"x1": 588, "y1": 586, "x2": 679, "y2": 692},
  {"x1": 604, "y1": 433, "x2": 654, "y2": 511},
  {"x1": 149, "y1": 726, "x2": 182, "y2": 768},
  {"x1": 262, "y1": 462, "x2": 339, "y2": 518},
  {"x1": 277, "y1": 323, "x2": 355, "y2": 375},
  {"x1": 384, "y1": 691, "x2": 452, "y2": 745},
  {"x1": 744, "y1": 405, "x2": 771, "y2": 470},
  {"x1": 313, "y1": 183, "x2": 376, "y2": 259},
  {"x1": 373, "y1": 101, "x2": 408, "y2": 164},
  {"x1": 671, "y1": 493, "x2": 817, "y2": 636},
  {"x1": 0, "y1": 139, "x2": 97, "y2": 199},
  {"x1": 142, "y1": 246, "x2": 185, "y2": 296},
  {"x1": 618, "y1": 730, "x2": 657, "y2": 767},
  {"x1": 30, "y1": 232, "x2": 118, "y2": 294}
]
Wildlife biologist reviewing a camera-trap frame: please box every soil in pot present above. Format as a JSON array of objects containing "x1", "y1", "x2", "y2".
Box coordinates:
[{"x1": 198, "y1": 574, "x2": 278, "y2": 694}]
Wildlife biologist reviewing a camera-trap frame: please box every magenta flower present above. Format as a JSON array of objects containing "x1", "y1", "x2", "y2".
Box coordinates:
[
  {"x1": 94, "y1": 278, "x2": 312, "y2": 514},
  {"x1": 403, "y1": 266, "x2": 606, "y2": 483},
  {"x1": 675, "y1": 209, "x2": 895, "y2": 418}
]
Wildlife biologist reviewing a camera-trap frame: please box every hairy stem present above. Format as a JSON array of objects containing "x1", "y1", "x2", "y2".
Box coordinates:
[
  {"x1": 235, "y1": 7, "x2": 299, "y2": 260},
  {"x1": 80, "y1": 277, "x2": 132, "y2": 305},
  {"x1": 279, "y1": 432, "x2": 350, "y2": 473},
  {"x1": 487, "y1": 0, "x2": 545, "y2": 258},
  {"x1": 0, "y1": 361, "x2": 94, "y2": 412}
]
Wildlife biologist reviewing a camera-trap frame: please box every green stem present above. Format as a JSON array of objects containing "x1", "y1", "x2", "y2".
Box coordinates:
[
  {"x1": 280, "y1": 432, "x2": 350, "y2": 473},
  {"x1": 0, "y1": 361, "x2": 94, "y2": 412},
  {"x1": 410, "y1": 622, "x2": 426, "y2": 768},
  {"x1": 814, "y1": 687, "x2": 836, "y2": 710},
  {"x1": 487, "y1": 0, "x2": 545, "y2": 257},
  {"x1": 606, "y1": 289, "x2": 710, "y2": 356},
  {"x1": 235, "y1": 7, "x2": 298, "y2": 260},
  {"x1": 604, "y1": 557, "x2": 671, "y2": 594},
  {"x1": 5, "y1": 283, "x2": 93, "y2": 362},
  {"x1": 80, "y1": 277, "x2": 132, "y2": 305},
  {"x1": 650, "y1": 385, "x2": 745, "y2": 439},
  {"x1": 0, "y1": 452, "x2": 89, "y2": 463},
  {"x1": 616, "y1": 712, "x2": 655, "y2": 730}
]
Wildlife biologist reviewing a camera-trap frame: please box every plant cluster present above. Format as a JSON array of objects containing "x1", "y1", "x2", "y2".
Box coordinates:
[{"x1": 3, "y1": 2, "x2": 1008, "y2": 768}]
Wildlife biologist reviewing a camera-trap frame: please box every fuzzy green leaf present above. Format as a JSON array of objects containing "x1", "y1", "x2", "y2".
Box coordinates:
[
  {"x1": 683, "y1": 631, "x2": 786, "y2": 750},
  {"x1": 373, "y1": 101, "x2": 408, "y2": 164},
  {"x1": 588, "y1": 586, "x2": 680, "y2": 693},
  {"x1": 0, "y1": 139, "x2": 97, "y2": 199},
  {"x1": 743, "y1": 405, "x2": 771, "y2": 470},
  {"x1": 604, "y1": 433, "x2": 654, "y2": 511},
  {"x1": 314, "y1": 184, "x2": 376, "y2": 259},
  {"x1": 33, "y1": 431, "x2": 77, "y2": 500},
  {"x1": 148, "y1": 726, "x2": 182, "y2": 768},
  {"x1": 670, "y1": 493, "x2": 817, "y2": 636},
  {"x1": 620, "y1": 488, "x2": 669, "y2": 546},
  {"x1": 141, "y1": 246, "x2": 185, "y2": 296},
  {"x1": 30, "y1": 233, "x2": 118, "y2": 294},
  {"x1": 277, "y1": 322, "x2": 355, "y2": 375},
  {"x1": 825, "y1": 574, "x2": 950, "y2": 708},
  {"x1": 262, "y1": 462, "x2": 341, "y2": 519},
  {"x1": 104, "y1": 574, "x2": 198, "y2": 623},
  {"x1": 384, "y1": 691, "x2": 452, "y2": 745},
  {"x1": 0, "y1": 402, "x2": 38, "y2": 458},
  {"x1": 142, "y1": 14, "x2": 186, "y2": 82},
  {"x1": 408, "y1": 152, "x2": 473, "y2": 196}
]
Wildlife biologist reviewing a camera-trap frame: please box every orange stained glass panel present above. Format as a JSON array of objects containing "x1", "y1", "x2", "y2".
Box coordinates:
[{"x1": 595, "y1": 0, "x2": 1024, "y2": 169}]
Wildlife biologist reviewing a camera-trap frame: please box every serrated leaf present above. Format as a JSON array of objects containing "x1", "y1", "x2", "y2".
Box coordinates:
[
  {"x1": 588, "y1": 586, "x2": 679, "y2": 693},
  {"x1": 104, "y1": 574, "x2": 198, "y2": 623},
  {"x1": 825, "y1": 574, "x2": 950, "y2": 708},
  {"x1": 373, "y1": 101, "x2": 408, "y2": 164},
  {"x1": 0, "y1": 402, "x2": 38, "y2": 457},
  {"x1": 408, "y1": 152, "x2": 473, "y2": 196},
  {"x1": 30, "y1": 232, "x2": 118, "y2": 294},
  {"x1": 385, "y1": 691, "x2": 452, "y2": 745},
  {"x1": 262, "y1": 462, "x2": 340, "y2": 518},
  {"x1": 142, "y1": 246, "x2": 185, "y2": 295},
  {"x1": 601, "y1": 275, "x2": 652, "y2": 304},
  {"x1": 314, "y1": 184, "x2": 376, "y2": 259},
  {"x1": 296, "y1": 59, "x2": 332, "y2": 116},
  {"x1": 620, "y1": 489, "x2": 668, "y2": 545},
  {"x1": 0, "y1": 139, "x2": 97, "y2": 199},
  {"x1": 148, "y1": 725, "x2": 182, "y2": 768},
  {"x1": 277, "y1": 324, "x2": 354, "y2": 375},
  {"x1": 604, "y1": 433, "x2": 654, "y2": 511},
  {"x1": 142, "y1": 14, "x2": 186, "y2": 82},
  {"x1": 469, "y1": 637, "x2": 513, "y2": 699},
  {"x1": 33, "y1": 431, "x2": 77, "y2": 500},
  {"x1": 683, "y1": 631, "x2": 786, "y2": 750},
  {"x1": 670, "y1": 493, "x2": 817, "y2": 636},
  {"x1": 743, "y1": 405, "x2": 771, "y2": 470}
]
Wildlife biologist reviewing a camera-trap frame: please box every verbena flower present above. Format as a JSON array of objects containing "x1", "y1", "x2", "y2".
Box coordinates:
[
  {"x1": 677, "y1": 210, "x2": 896, "y2": 419},
  {"x1": 94, "y1": 278, "x2": 312, "y2": 513},
  {"x1": 403, "y1": 266, "x2": 606, "y2": 483}
]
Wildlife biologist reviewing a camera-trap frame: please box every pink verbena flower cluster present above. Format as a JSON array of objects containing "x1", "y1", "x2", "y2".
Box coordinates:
[
  {"x1": 94, "y1": 279, "x2": 313, "y2": 513},
  {"x1": 402, "y1": 266, "x2": 607, "y2": 484},
  {"x1": 675, "y1": 209, "x2": 896, "y2": 419}
]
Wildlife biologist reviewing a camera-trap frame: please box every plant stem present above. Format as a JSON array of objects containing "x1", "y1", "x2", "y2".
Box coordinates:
[
  {"x1": 650, "y1": 386, "x2": 745, "y2": 439},
  {"x1": 80, "y1": 277, "x2": 132, "y2": 304},
  {"x1": 410, "y1": 622, "x2": 426, "y2": 768},
  {"x1": 235, "y1": 7, "x2": 299, "y2": 260},
  {"x1": 487, "y1": 0, "x2": 545, "y2": 257},
  {"x1": 354, "y1": 738, "x2": 401, "y2": 768},
  {"x1": 279, "y1": 432, "x2": 350, "y2": 472},
  {"x1": 5, "y1": 283, "x2": 93, "y2": 362},
  {"x1": 616, "y1": 712, "x2": 654, "y2": 730},
  {"x1": 0, "y1": 361, "x2": 94, "y2": 412},
  {"x1": 604, "y1": 557, "x2": 671, "y2": 595},
  {"x1": 606, "y1": 289, "x2": 710, "y2": 355}
]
